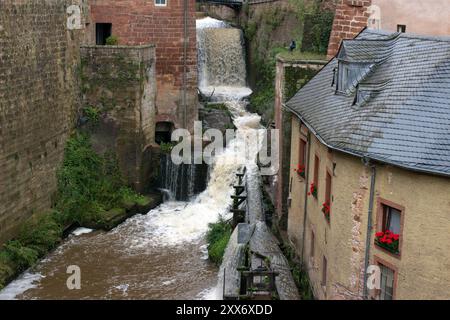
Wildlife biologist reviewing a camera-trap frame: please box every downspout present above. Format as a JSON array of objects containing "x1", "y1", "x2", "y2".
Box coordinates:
[
  {"x1": 182, "y1": 0, "x2": 188, "y2": 128},
  {"x1": 362, "y1": 159, "x2": 376, "y2": 299},
  {"x1": 300, "y1": 131, "x2": 312, "y2": 268}
]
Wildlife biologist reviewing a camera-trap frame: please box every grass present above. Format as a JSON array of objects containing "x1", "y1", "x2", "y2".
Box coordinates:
[
  {"x1": 276, "y1": 49, "x2": 326, "y2": 62},
  {"x1": 206, "y1": 217, "x2": 232, "y2": 265},
  {"x1": 0, "y1": 132, "x2": 148, "y2": 289}
]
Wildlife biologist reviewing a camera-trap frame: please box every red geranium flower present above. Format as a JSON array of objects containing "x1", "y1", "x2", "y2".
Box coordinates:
[{"x1": 375, "y1": 232, "x2": 384, "y2": 238}]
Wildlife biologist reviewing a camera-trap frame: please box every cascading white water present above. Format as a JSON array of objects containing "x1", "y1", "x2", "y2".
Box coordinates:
[
  {"x1": 197, "y1": 17, "x2": 252, "y2": 101},
  {"x1": 0, "y1": 16, "x2": 262, "y2": 300}
]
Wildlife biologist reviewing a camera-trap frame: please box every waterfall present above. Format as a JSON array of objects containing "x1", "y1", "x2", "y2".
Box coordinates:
[
  {"x1": 197, "y1": 17, "x2": 252, "y2": 101},
  {"x1": 160, "y1": 154, "x2": 208, "y2": 201}
]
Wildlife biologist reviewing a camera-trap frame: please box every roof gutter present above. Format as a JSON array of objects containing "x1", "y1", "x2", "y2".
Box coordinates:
[{"x1": 282, "y1": 103, "x2": 450, "y2": 179}]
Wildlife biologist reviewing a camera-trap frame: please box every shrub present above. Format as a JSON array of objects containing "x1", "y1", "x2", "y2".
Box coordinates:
[
  {"x1": 280, "y1": 242, "x2": 314, "y2": 299},
  {"x1": 160, "y1": 142, "x2": 176, "y2": 154},
  {"x1": 3, "y1": 241, "x2": 39, "y2": 271},
  {"x1": 105, "y1": 35, "x2": 119, "y2": 46},
  {"x1": 206, "y1": 217, "x2": 232, "y2": 265},
  {"x1": 55, "y1": 133, "x2": 129, "y2": 225},
  {"x1": 119, "y1": 187, "x2": 148, "y2": 206},
  {"x1": 18, "y1": 213, "x2": 63, "y2": 256},
  {"x1": 83, "y1": 106, "x2": 101, "y2": 125}
]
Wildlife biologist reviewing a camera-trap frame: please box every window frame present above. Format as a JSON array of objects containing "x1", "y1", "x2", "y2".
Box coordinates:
[
  {"x1": 313, "y1": 154, "x2": 320, "y2": 195},
  {"x1": 372, "y1": 256, "x2": 398, "y2": 300},
  {"x1": 155, "y1": 0, "x2": 167, "y2": 7},
  {"x1": 95, "y1": 23, "x2": 112, "y2": 46},
  {"x1": 397, "y1": 24, "x2": 406, "y2": 33},
  {"x1": 322, "y1": 256, "x2": 327, "y2": 286},
  {"x1": 325, "y1": 169, "x2": 332, "y2": 221},
  {"x1": 375, "y1": 197, "x2": 405, "y2": 259},
  {"x1": 298, "y1": 138, "x2": 307, "y2": 179},
  {"x1": 310, "y1": 230, "x2": 315, "y2": 259}
]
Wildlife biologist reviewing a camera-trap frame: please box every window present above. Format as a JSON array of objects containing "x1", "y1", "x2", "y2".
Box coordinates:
[
  {"x1": 397, "y1": 24, "x2": 406, "y2": 33},
  {"x1": 299, "y1": 138, "x2": 307, "y2": 169},
  {"x1": 325, "y1": 171, "x2": 332, "y2": 203},
  {"x1": 337, "y1": 61, "x2": 369, "y2": 92},
  {"x1": 155, "y1": 0, "x2": 167, "y2": 6},
  {"x1": 322, "y1": 256, "x2": 327, "y2": 286},
  {"x1": 382, "y1": 205, "x2": 401, "y2": 234},
  {"x1": 376, "y1": 199, "x2": 404, "y2": 256},
  {"x1": 314, "y1": 155, "x2": 320, "y2": 190},
  {"x1": 310, "y1": 231, "x2": 315, "y2": 258},
  {"x1": 378, "y1": 263, "x2": 395, "y2": 300},
  {"x1": 96, "y1": 23, "x2": 112, "y2": 45}
]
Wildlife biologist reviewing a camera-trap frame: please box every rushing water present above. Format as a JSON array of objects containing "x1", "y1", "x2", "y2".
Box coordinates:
[{"x1": 0, "y1": 17, "x2": 261, "y2": 300}]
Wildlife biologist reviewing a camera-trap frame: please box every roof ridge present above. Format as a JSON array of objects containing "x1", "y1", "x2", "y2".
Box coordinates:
[{"x1": 363, "y1": 28, "x2": 450, "y2": 43}]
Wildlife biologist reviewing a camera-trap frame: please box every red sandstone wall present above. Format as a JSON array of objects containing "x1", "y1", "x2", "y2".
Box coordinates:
[
  {"x1": 90, "y1": 0, "x2": 198, "y2": 129},
  {"x1": 0, "y1": 0, "x2": 84, "y2": 244},
  {"x1": 327, "y1": 0, "x2": 371, "y2": 59}
]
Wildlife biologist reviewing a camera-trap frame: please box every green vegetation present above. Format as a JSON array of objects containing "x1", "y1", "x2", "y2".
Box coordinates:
[
  {"x1": 279, "y1": 242, "x2": 314, "y2": 300},
  {"x1": 83, "y1": 105, "x2": 101, "y2": 125},
  {"x1": 206, "y1": 217, "x2": 232, "y2": 265},
  {"x1": 105, "y1": 35, "x2": 119, "y2": 46},
  {"x1": 0, "y1": 212, "x2": 64, "y2": 289},
  {"x1": 160, "y1": 141, "x2": 177, "y2": 154},
  {"x1": 0, "y1": 132, "x2": 148, "y2": 289},
  {"x1": 241, "y1": 0, "x2": 333, "y2": 125},
  {"x1": 276, "y1": 49, "x2": 326, "y2": 62}
]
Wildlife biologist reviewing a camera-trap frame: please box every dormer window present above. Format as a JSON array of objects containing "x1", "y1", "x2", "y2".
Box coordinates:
[{"x1": 337, "y1": 61, "x2": 370, "y2": 92}]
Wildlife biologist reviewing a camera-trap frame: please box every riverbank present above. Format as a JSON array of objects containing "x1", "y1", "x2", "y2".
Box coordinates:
[{"x1": 0, "y1": 133, "x2": 162, "y2": 290}]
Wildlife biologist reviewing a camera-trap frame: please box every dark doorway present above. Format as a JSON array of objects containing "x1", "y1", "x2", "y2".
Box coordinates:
[
  {"x1": 96, "y1": 23, "x2": 112, "y2": 45},
  {"x1": 155, "y1": 122, "x2": 175, "y2": 144}
]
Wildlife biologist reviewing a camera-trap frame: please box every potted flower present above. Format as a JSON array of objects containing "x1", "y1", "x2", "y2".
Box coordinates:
[
  {"x1": 294, "y1": 163, "x2": 305, "y2": 178},
  {"x1": 375, "y1": 230, "x2": 400, "y2": 255},
  {"x1": 322, "y1": 201, "x2": 330, "y2": 221},
  {"x1": 308, "y1": 182, "x2": 317, "y2": 198}
]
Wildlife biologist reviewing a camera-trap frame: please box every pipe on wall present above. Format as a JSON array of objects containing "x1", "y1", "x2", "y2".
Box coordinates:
[
  {"x1": 300, "y1": 129, "x2": 312, "y2": 268},
  {"x1": 362, "y1": 158, "x2": 376, "y2": 299}
]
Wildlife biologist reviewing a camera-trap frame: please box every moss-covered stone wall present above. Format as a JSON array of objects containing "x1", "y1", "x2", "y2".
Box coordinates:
[{"x1": 79, "y1": 45, "x2": 157, "y2": 193}]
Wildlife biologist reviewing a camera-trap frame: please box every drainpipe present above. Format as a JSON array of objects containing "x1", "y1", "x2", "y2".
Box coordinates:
[
  {"x1": 300, "y1": 131, "x2": 312, "y2": 268},
  {"x1": 182, "y1": 0, "x2": 188, "y2": 128},
  {"x1": 362, "y1": 158, "x2": 376, "y2": 299}
]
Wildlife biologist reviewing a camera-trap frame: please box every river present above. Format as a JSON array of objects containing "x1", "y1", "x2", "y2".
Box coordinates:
[{"x1": 0, "y1": 17, "x2": 263, "y2": 300}]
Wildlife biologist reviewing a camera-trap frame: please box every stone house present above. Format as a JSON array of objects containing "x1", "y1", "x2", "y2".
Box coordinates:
[
  {"x1": 284, "y1": 29, "x2": 450, "y2": 299},
  {"x1": 85, "y1": 0, "x2": 198, "y2": 135}
]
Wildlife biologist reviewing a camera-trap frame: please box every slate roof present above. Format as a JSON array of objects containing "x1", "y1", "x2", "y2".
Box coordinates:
[{"x1": 285, "y1": 29, "x2": 450, "y2": 177}]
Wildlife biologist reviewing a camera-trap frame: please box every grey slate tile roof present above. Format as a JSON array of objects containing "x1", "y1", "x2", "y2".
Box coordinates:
[{"x1": 285, "y1": 29, "x2": 450, "y2": 177}]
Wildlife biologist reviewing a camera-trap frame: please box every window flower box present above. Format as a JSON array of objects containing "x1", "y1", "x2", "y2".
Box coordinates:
[
  {"x1": 294, "y1": 163, "x2": 305, "y2": 178},
  {"x1": 322, "y1": 201, "x2": 330, "y2": 222},
  {"x1": 375, "y1": 230, "x2": 400, "y2": 255},
  {"x1": 308, "y1": 182, "x2": 317, "y2": 198}
]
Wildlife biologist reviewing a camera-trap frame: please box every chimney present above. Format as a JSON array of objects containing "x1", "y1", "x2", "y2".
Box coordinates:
[{"x1": 327, "y1": 0, "x2": 372, "y2": 60}]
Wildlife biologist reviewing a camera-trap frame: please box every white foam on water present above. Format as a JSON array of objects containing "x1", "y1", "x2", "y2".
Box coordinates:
[
  {"x1": 162, "y1": 279, "x2": 176, "y2": 286},
  {"x1": 71, "y1": 227, "x2": 94, "y2": 236},
  {"x1": 196, "y1": 17, "x2": 229, "y2": 29},
  {"x1": 200, "y1": 86, "x2": 253, "y2": 101},
  {"x1": 0, "y1": 272, "x2": 44, "y2": 300},
  {"x1": 196, "y1": 286, "x2": 220, "y2": 300}
]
